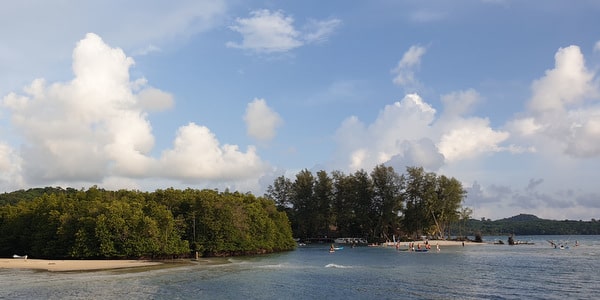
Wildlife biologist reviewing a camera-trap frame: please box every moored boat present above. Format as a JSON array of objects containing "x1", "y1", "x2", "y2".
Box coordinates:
[{"x1": 334, "y1": 237, "x2": 368, "y2": 245}]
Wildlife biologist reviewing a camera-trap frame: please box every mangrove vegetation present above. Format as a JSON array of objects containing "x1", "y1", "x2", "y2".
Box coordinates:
[{"x1": 0, "y1": 187, "x2": 296, "y2": 259}]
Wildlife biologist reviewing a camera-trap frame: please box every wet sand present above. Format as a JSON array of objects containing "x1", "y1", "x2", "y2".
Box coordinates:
[{"x1": 0, "y1": 258, "x2": 162, "y2": 272}]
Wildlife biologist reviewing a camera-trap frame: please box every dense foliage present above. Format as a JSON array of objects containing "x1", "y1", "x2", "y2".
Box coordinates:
[
  {"x1": 0, "y1": 187, "x2": 296, "y2": 259},
  {"x1": 265, "y1": 165, "x2": 467, "y2": 242},
  {"x1": 462, "y1": 214, "x2": 600, "y2": 235}
]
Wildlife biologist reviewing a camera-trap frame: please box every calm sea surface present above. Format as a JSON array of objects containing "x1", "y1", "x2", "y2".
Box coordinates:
[{"x1": 1, "y1": 235, "x2": 599, "y2": 299}]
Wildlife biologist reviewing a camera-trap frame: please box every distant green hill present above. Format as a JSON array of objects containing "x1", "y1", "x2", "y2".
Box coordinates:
[
  {"x1": 461, "y1": 214, "x2": 600, "y2": 235},
  {"x1": 500, "y1": 213, "x2": 540, "y2": 222}
]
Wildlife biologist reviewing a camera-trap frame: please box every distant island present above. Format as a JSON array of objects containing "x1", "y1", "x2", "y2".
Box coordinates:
[
  {"x1": 462, "y1": 214, "x2": 600, "y2": 236},
  {"x1": 2, "y1": 180, "x2": 596, "y2": 261}
]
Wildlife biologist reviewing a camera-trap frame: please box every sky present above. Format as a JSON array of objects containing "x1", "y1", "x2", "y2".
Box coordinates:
[{"x1": 1, "y1": 0, "x2": 600, "y2": 221}]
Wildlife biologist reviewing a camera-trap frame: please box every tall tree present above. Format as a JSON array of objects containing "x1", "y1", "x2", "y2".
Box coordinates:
[
  {"x1": 350, "y1": 169, "x2": 375, "y2": 240},
  {"x1": 313, "y1": 170, "x2": 334, "y2": 237},
  {"x1": 265, "y1": 176, "x2": 293, "y2": 210},
  {"x1": 331, "y1": 170, "x2": 354, "y2": 237},
  {"x1": 291, "y1": 169, "x2": 316, "y2": 239},
  {"x1": 370, "y1": 164, "x2": 404, "y2": 241},
  {"x1": 429, "y1": 175, "x2": 465, "y2": 239}
]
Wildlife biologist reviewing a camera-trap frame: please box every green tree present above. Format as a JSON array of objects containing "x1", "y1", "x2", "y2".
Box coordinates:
[
  {"x1": 266, "y1": 176, "x2": 293, "y2": 211},
  {"x1": 401, "y1": 166, "x2": 433, "y2": 237},
  {"x1": 430, "y1": 175, "x2": 465, "y2": 239},
  {"x1": 370, "y1": 164, "x2": 403, "y2": 241},
  {"x1": 291, "y1": 169, "x2": 316, "y2": 239},
  {"x1": 313, "y1": 170, "x2": 334, "y2": 237},
  {"x1": 331, "y1": 170, "x2": 355, "y2": 237},
  {"x1": 350, "y1": 169, "x2": 375, "y2": 240}
]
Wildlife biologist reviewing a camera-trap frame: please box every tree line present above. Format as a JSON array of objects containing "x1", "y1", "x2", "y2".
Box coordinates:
[
  {"x1": 0, "y1": 187, "x2": 296, "y2": 259},
  {"x1": 265, "y1": 165, "x2": 468, "y2": 242},
  {"x1": 0, "y1": 165, "x2": 468, "y2": 259}
]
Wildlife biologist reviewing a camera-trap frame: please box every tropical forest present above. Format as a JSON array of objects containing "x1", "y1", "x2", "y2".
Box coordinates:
[
  {"x1": 0, "y1": 165, "x2": 468, "y2": 259},
  {"x1": 6, "y1": 164, "x2": 596, "y2": 260},
  {"x1": 266, "y1": 165, "x2": 468, "y2": 243},
  {"x1": 0, "y1": 187, "x2": 296, "y2": 259}
]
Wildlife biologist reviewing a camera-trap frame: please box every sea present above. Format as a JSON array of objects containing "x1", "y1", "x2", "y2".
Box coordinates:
[{"x1": 1, "y1": 235, "x2": 599, "y2": 300}]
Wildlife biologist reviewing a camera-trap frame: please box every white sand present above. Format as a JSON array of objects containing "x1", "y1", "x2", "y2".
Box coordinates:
[
  {"x1": 0, "y1": 258, "x2": 162, "y2": 272},
  {"x1": 376, "y1": 240, "x2": 482, "y2": 247}
]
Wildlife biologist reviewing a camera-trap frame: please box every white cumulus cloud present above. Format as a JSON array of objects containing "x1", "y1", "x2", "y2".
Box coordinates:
[
  {"x1": 334, "y1": 90, "x2": 513, "y2": 172},
  {"x1": 3, "y1": 33, "x2": 156, "y2": 182},
  {"x1": 440, "y1": 89, "x2": 481, "y2": 118},
  {"x1": 436, "y1": 89, "x2": 510, "y2": 162},
  {"x1": 159, "y1": 123, "x2": 269, "y2": 181},
  {"x1": 244, "y1": 98, "x2": 283, "y2": 142},
  {"x1": 437, "y1": 119, "x2": 509, "y2": 162},
  {"x1": 334, "y1": 93, "x2": 438, "y2": 171},
  {"x1": 509, "y1": 45, "x2": 600, "y2": 158},
  {"x1": 1, "y1": 33, "x2": 270, "y2": 188},
  {"x1": 529, "y1": 46, "x2": 595, "y2": 113}
]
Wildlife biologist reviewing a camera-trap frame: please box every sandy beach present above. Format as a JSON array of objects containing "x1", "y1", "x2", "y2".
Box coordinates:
[
  {"x1": 0, "y1": 258, "x2": 163, "y2": 272},
  {"x1": 412, "y1": 240, "x2": 480, "y2": 246}
]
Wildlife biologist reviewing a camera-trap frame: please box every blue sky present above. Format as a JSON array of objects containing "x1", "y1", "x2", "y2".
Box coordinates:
[{"x1": 1, "y1": 0, "x2": 600, "y2": 220}]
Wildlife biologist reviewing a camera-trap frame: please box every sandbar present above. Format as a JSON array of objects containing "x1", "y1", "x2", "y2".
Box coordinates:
[
  {"x1": 0, "y1": 258, "x2": 162, "y2": 272},
  {"x1": 375, "y1": 240, "x2": 482, "y2": 247},
  {"x1": 411, "y1": 240, "x2": 479, "y2": 246}
]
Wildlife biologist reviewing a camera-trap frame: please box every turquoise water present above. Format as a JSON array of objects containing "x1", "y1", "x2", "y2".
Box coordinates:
[{"x1": 1, "y1": 235, "x2": 599, "y2": 299}]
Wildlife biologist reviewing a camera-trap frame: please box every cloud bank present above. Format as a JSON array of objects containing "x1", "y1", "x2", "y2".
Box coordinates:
[
  {"x1": 333, "y1": 43, "x2": 600, "y2": 220},
  {"x1": 333, "y1": 90, "x2": 509, "y2": 172},
  {"x1": 508, "y1": 45, "x2": 600, "y2": 158},
  {"x1": 1, "y1": 33, "x2": 269, "y2": 190}
]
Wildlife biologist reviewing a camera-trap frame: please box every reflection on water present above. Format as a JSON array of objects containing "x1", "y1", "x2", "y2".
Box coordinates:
[{"x1": 1, "y1": 235, "x2": 599, "y2": 299}]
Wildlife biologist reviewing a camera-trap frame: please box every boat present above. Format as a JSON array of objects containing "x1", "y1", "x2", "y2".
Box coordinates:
[
  {"x1": 12, "y1": 254, "x2": 27, "y2": 259},
  {"x1": 414, "y1": 249, "x2": 428, "y2": 253},
  {"x1": 548, "y1": 240, "x2": 569, "y2": 249},
  {"x1": 329, "y1": 245, "x2": 344, "y2": 252},
  {"x1": 334, "y1": 237, "x2": 368, "y2": 245}
]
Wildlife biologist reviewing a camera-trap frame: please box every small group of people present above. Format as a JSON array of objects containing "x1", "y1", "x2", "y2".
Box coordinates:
[
  {"x1": 415, "y1": 242, "x2": 431, "y2": 251},
  {"x1": 401, "y1": 241, "x2": 440, "y2": 251}
]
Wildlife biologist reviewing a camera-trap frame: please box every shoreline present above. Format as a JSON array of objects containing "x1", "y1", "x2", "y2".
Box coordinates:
[
  {"x1": 0, "y1": 258, "x2": 164, "y2": 272},
  {"x1": 0, "y1": 241, "x2": 481, "y2": 271},
  {"x1": 370, "y1": 240, "x2": 483, "y2": 247}
]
